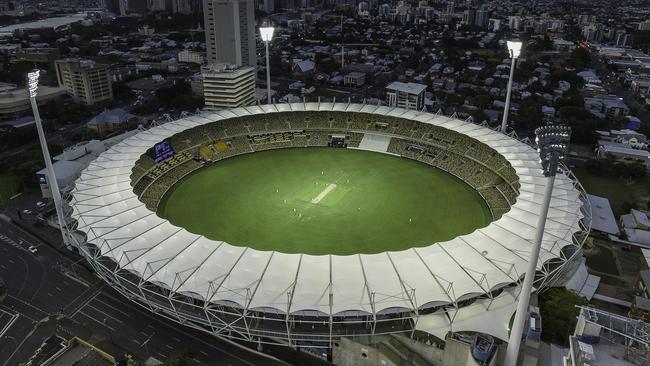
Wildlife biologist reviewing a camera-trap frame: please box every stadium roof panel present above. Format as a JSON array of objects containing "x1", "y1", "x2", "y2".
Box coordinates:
[{"x1": 69, "y1": 103, "x2": 589, "y2": 321}]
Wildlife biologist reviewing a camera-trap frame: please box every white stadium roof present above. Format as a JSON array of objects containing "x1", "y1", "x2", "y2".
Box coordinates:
[{"x1": 69, "y1": 103, "x2": 588, "y2": 325}]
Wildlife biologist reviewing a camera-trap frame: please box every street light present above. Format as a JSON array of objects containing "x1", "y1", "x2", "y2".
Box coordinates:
[
  {"x1": 28, "y1": 70, "x2": 68, "y2": 247},
  {"x1": 260, "y1": 25, "x2": 275, "y2": 104},
  {"x1": 503, "y1": 123, "x2": 571, "y2": 366},
  {"x1": 500, "y1": 40, "x2": 523, "y2": 133}
]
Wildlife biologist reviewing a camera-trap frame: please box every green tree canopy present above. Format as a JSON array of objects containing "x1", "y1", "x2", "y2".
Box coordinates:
[{"x1": 539, "y1": 288, "x2": 587, "y2": 346}]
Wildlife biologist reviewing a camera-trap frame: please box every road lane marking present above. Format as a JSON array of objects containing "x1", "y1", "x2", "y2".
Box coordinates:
[
  {"x1": 86, "y1": 304, "x2": 123, "y2": 324},
  {"x1": 7, "y1": 295, "x2": 48, "y2": 316},
  {"x1": 172, "y1": 337, "x2": 181, "y2": 342},
  {"x1": 78, "y1": 311, "x2": 116, "y2": 331},
  {"x1": 192, "y1": 358, "x2": 200, "y2": 363},
  {"x1": 140, "y1": 331, "x2": 148, "y2": 336},
  {"x1": 69, "y1": 286, "x2": 105, "y2": 317},
  {"x1": 0, "y1": 310, "x2": 19, "y2": 338},
  {"x1": 165, "y1": 344, "x2": 173, "y2": 350},
  {"x1": 108, "y1": 294, "x2": 272, "y2": 366},
  {"x1": 92, "y1": 298, "x2": 132, "y2": 318},
  {"x1": 200, "y1": 350, "x2": 208, "y2": 356}
]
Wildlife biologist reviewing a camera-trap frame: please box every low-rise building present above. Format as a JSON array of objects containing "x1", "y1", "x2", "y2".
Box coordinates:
[
  {"x1": 36, "y1": 131, "x2": 138, "y2": 198},
  {"x1": 87, "y1": 108, "x2": 137, "y2": 136},
  {"x1": 553, "y1": 38, "x2": 575, "y2": 51},
  {"x1": 0, "y1": 83, "x2": 66, "y2": 118},
  {"x1": 292, "y1": 60, "x2": 315, "y2": 75},
  {"x1": 577, "y1": 69, "x2": 602, "y2": 85},
  {"x1": 178, "y1": 49, "x2": 205, "y2": 64},
  {"x1": 596, "y1": 140, "x2": 650, "y2": 168},
  {"x1": 344, "y1": 72, "x2": 366, "y2": 87},
  {"x1": 567, "y1": 306, "x2": 649, "y2": 366},
  {"x1": 585, "y1": 95, "x2": 630, "y2": 118},
  {"x1": 15, "y1": 47, "x2": 60, "y2": 64},
  {"x1": 632, "y1": 78, "x2": 650, "y2": 94},
  {"x1": 0, "y1": 116, "x2": 35, "y2": 129},
  {"x1": 25, "y1": 336, "x2": 115, "y2": 366},
  {"x1": 630, "y1": 270, "x2": 650, "y2": 322},
  {"x1": 385, "y1": 81, "x2": 427, "y2": 110}
]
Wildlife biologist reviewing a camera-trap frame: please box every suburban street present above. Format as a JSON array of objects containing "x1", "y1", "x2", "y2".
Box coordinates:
[
  {"x1": 592, "y1": 53, "x2": 650, "y2": 125},
  {"x1": 0, "y1": 217, "x2": 317, "y2": 366}
]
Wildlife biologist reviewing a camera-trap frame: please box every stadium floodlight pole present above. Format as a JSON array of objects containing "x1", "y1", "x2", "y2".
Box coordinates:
[
  {"x1": 260, "y1": 25, "x2": 275, "y2": 105},
  {"x1": 500, "y1": 40, "x2": 522, "y2": 134},
  {"x1": 28, "y1": 70, "x2": 68, "y2": 246},
  {"x1": 504, "y1": 123, "x2": 571, "y2": 366}
]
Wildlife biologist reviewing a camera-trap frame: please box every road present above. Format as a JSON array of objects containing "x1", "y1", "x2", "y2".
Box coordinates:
[
  {"x1": 0, "y1": 218, "x2": 302, "y2": 365},
  {"x1": 593, "y1": 54, "x2": 650, "y2": 125}
]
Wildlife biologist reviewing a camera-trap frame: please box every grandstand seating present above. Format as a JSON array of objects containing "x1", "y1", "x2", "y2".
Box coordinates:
[{"x1": 130, "y1": 111, "x2": 520, "y2": 219}]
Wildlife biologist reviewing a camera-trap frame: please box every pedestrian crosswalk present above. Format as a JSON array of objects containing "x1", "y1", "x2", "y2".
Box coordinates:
[
  {"x1": 0, "y1": 234, "x2": 27, "y2": 252},
  {"x1": 0, "y1": 308, "x2": 19, "y2": 338}
]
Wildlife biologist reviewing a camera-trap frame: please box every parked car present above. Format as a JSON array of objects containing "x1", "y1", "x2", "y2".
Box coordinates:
[
  {"x1": 27, "y1": 246, "x2": 38, "y2": 254},
  {"x1": 23, "y1": 209, "x2": 32, "y2": 215}
]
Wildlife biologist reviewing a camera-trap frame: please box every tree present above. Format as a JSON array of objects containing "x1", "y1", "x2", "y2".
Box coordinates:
[
  {"x1": 569, "y1": 47, "x2": 590, "y2": 70},
  {"x1": 160, "y1": 348, "x2": 193, "y2": 366},
  {"x1": 559, "y1": 106, "x2": 592, "y2": 120},
  {"x1": 518, "y1": 96, "x2": 544, "y2": 132},
  {"x1": 539, "y1": 288, "x2": 587, "y2": 346},
  {"x1": 555, "y1": 90, "x2": 584, "y2": 109},
  {"x1": 527, "y1": 35, "x2": 553, "y2": 53},
  {"x1": 585, "y1": 156, "x2": 646, "y2": 181},
  {"x1": 474, "y1": 94, "x2": 492, "y2": 109},
  {"x1": 112, "y1": 83, "x2": 135, "y2": 101},
  {"x1": 154, "y1": 80, "x2": 204, "y2": 111},
  {"x1": 472, "y1": 110, "x2": 489, "y2": 124},
  {"x1": 446, "y1": 93, "x2": 464, "y2": 106}
]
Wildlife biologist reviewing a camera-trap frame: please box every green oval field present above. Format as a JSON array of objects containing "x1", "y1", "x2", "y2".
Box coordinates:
[{"x1": 158, "y1": 147, "x2": 492, "y2": 255}]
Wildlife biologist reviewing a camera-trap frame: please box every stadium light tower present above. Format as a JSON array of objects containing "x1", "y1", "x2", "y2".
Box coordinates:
[
  {"x1": 28, "y1": 70, "x2": 68, "y2": 246},
  {"x1": 500, "y1": 40, "x2": 522, "y2": 133},
  {"x1": 504, "y1": 123, "x2": 571, "y2": 366},
  {"x1": 260, "y1": 25, "x2": 275, "y2": 104}
]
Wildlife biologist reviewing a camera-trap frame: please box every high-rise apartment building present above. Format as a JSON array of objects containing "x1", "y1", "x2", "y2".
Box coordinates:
[
  {"x1": 508, "y1": 15, "x2": 522, "y2": 31},
  {"x1": 462, "y1": 8, "x2": 475, "y2": 25},
  {"x1": 172, "y1": 0, "x2": 193, "y2": 13},
  {"x1": 616, "y1": 32, "x2": 633, "y2": 47},
  {"x1": 104, "y1": 0, "x2": 127, "y2": 15},
  {"x1": 202, "y1": 64, "x2": 256, "y2": 110},
  {"x1": 128, "y1": 0, "x2": 147, "y2": 13},
  {"x1": 148, "y1": 0, "x2": 168, "y2": 11},
  {"x1": 203, "y1": 0, "x2": 256, "y2": 67},
  {"x1": 474, "y1": 4, "x2": 489, "y2": 28},
  {"x1": 639, "y1": 20, "x2": 650, "y2": 31},
  {"x1": 54, "y1": 59, "x2": 113, "y2": 105}
]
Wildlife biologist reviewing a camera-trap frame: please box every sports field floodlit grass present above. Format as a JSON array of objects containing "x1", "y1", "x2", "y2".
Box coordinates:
[{"x1": 158, "y1": 147, "x2": 492, "y2": 255}]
